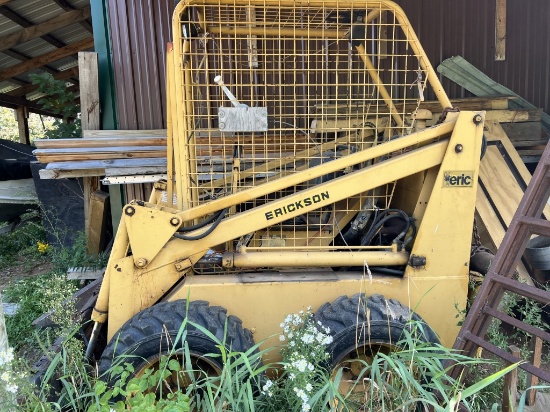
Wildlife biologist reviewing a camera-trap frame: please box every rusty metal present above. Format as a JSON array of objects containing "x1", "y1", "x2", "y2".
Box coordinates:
[{"x1": 451, "y1": 140, "x2": 550, "y2": 384}]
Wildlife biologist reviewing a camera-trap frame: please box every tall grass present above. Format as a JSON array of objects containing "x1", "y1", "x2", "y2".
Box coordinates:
[{"x1": 0, "y1": 310, "x2": 528, "y2": 412}]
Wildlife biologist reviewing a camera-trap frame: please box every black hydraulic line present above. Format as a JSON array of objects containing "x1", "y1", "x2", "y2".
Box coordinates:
[
  {"x1": 176, "y1": 209, "x2": 224, "y2": 232},
  {"x1": 360, "y1": 209, "x2": 411, "y2": 247},
  {"x1": 173, "y1": 208, "x2": 229, "y2": 241}
]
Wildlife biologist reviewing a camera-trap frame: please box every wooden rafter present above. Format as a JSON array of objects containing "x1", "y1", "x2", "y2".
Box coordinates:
[
  {"x1": 0, "y1": 37, "x2": 93, "y2": 83},
  {"x1": 0, "y1": 0, "x2": 11, "y2": 5},
  {"x1": 0, "y1": 6, "x2": 91, "y2": 52},
  {"x1": 0, "y1": 5, "x2": 67, "y2": 49},
  {"x1": 52, "y1": 0, "x2": 93, "y2": 33},
  {"x1": 3, "y1": 48, "x2": 65, "y2": 78},
  {"x1": 6, "y1": 66, "x2": 79, "y2": 97},
  {"x1": 0, "y1": 92, "x2": 67, "y2": 118}
]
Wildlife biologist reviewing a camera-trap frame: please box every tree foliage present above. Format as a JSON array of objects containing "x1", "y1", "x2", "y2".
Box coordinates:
[
  {"x1": 29, "y1": 72, "x2": 81, "y2": 139},
  {"x1": 0, "y1": 106, "x2": 55, "y2": 143}
]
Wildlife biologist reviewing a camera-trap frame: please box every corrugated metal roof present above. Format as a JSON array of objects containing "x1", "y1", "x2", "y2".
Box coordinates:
[{"x1": 0, "y1": 0, "x2": 93, "y2": 109}]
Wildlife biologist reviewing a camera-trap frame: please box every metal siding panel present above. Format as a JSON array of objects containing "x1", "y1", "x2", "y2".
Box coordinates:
[
  {"x1": 107, "y1": 0, "x2": 174, "y2": 200},
  {"x1": 109, "y1": 0, "x2": 138, "y2": 129},
  {"x1": 394, "y1": 0, "x2": 550, "y2": 114}
]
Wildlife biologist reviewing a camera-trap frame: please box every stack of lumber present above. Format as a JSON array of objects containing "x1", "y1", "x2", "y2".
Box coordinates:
[
  {"x1": 34, "y1": 130, "x2": 168, "y2": 180},
  {"x1": 34, "y1": 137, "x2": 167, "y2": 163},
  {"x1": 438, "y1": 56, "x2": 549, "y2": 162}
]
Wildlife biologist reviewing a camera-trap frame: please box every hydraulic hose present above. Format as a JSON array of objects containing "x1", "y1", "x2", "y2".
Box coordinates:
[{"x1": 173, "y1": 208, "x2": 228, "y2": 240}]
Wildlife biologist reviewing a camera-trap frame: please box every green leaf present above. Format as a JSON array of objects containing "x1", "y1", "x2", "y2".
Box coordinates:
[{"x1": 168, "y1": 358, "x2": 182, "y2": 372}]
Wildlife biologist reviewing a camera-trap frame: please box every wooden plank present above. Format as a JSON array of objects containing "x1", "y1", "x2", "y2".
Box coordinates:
[
  {"x1": 0, "y1": 6, "x2": 91, "y2": 52},
  {"x1": 67, "y1": 267, "x2": 105, "y2": 280},
  {"x1": 39, "y1": 168, "x2": 105, "y2": 180},
  {"x1": 87, "y1": 190, "x2": 109, "y2": 255},
  {"x1": 79, "y1": 52, "x2": 100, "y2": 130},
  {"x1": 485, "y1": 109, "x2": 542, "y2": 123},
  {"x1": 512, "y1": 139, "x2": 549, "y2": 147},
  {"x1": 0, "y1": 38, "x2": 94, "y2": 83},
  {"x1": 35, "y1": 149, "x2": 167, "y2": 163},
  {"x1": 437, "y1": 56, "x2": 550, "y2": 132},
  {"x1": 44, "y1": 158, "x2": 167, "y2": 170},
  {"x1": 495, "y1": 0, "x2": 507, "y2": 61},
  {"x1": 34, "y1": 136, "x2": 167, "y2": 149},
  {"x1": 82, "y1": 129, "x2": 166, "y2": 138},
  {"x1": 516, "y1": 149, "x2": 546, "y2": 157},
  {"x1": 525, "y1": 336, "x2": 543, "y2": 406},
  {"x1": 79, "y1": 52, "x2": 101, "y2": 244},
  {"x1": 502, "y1": 345, "x2": 520, "y2": 412},
  {"x1": 105, "y1": 166, "x2": 167, "y2": 176},
  {"x1": 34, "y1": 146, "x2": 167, "y2": 155},
  {"x1": 500, "y1": 122, "x2": 542, "y2": 142}
]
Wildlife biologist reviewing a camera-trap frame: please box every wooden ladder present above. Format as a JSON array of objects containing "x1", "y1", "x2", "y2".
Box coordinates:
[{"x1": 451, "y1": 141, "x2": 550, "y2": 385}]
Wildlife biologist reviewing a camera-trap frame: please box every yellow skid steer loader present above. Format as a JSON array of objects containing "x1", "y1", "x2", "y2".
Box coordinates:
[{"x1": 85, "y1": 0, "x2": 485, "y2": 392}]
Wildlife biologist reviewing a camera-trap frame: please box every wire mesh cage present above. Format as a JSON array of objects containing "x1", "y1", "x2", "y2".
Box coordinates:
[{"x1": 170, "y1": 0, "x2": 448, "y2": 261}]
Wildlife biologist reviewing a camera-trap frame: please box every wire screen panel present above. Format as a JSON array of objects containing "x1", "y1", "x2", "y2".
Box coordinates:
[{"x1": 172, "y1": 0, "x2": 446, "y2": 256}]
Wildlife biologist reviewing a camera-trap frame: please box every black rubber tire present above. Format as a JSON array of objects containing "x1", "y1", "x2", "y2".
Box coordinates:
[
  {"x1": 97, "y1": 300, "x2": 255, "y2": 382},
  {"x1": 314, "y1": 293, "x2": 440, "y2": 366}
]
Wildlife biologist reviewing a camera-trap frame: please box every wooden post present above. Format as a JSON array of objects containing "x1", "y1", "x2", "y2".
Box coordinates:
[
  {"x1": 87, "y1": 190, "x2": 110, "y2": 255},
  {"x1": 495, "y1": 0, "x2": 507, "y2": 61},
  {"x1": 79, "y1": 52, "x2": 101, "y2": 246},
  {"x1": 0, "y1": 293, "x2": 9, "y2": 408},
  {"x1": 525, "y1": 336, "x2": 543, "y2": 406},
  {"x1": 502, "y1": 345, "x2": 521, "y2": 412},
  {"x1": 15, "y1": 106, "x2": 29, "y2": 145},
  {"x1": 0, "y1": 294, "x2": 8, "y2": 353}
]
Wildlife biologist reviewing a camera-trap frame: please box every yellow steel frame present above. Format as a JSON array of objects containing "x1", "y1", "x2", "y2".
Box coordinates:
[{"x1": 91, "y1": 1, "x2": 485, "y2": 357}]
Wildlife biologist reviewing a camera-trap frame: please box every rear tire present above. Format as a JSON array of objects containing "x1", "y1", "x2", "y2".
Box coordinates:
[
  {"x1": 314, "y1": 294, "x2": 440, "y2": 408},
  {"x1": 315, "y1": 294, "x2": 439, "y2": 365},
  {"x1": 97, "y1": 300, "x2": 254, "y2": 391}
]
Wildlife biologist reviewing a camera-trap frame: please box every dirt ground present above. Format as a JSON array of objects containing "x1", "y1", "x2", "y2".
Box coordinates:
[{"x1": 0, "y1": 255, "x2": 53, "y2": 292}]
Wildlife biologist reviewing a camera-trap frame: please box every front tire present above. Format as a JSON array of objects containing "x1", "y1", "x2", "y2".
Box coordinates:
[{"x1": 97, "y1": 300, "x2": 255, "y2": 393}]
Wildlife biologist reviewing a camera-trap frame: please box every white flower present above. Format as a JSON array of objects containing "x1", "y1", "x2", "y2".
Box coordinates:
[
  {"x1": 302, "y1": 402, "x2": 311, "y2": 412},
  {"x1": 301, "y1": 334, "x2": 314, "y2": 344},
  {"x1": 322, "y1": 335, "x2": 333, "y2": 345},
  {"x1": 305, "y1": 383, "x2": 313, "y2": 392},
  {"x1": 6, "y1": 384, "x2": 18, "y2": 394},
  {"x1": 0, "y1": 347, "x2": 14, "y2": 366},
  {"x1": 262, "y1": 379, "x2": 273, "y2": 391},
  {"x1": 307, "y1": 362, "x2": 314, "y2": 371},
  {"x1": 279, "y1": 334, "x2": 286, "y2": 341},
  {"x1": 289, "y1": 341, "x2": 296, "y2": 347},
  {"x1": 293, "y1": 358, "x2": 308, "y2": 372},
  {"x1": 1, "y1": 372, "x2": 9, "y2": 382},
  {"x1": 289, "y1": 373, "x2": 296, "y2": 380}
]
